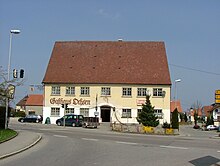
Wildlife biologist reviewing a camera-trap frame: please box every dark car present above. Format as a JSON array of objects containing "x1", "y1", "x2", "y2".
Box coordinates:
[
  {"x1": 18, "y1": 115, "x2": 43, "y2": 123},
  {"x1": 56, "y1": 114, "x2": 84, "y2": 127}
]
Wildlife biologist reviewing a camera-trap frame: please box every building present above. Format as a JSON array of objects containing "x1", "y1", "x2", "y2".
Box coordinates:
[
  {"x1": 16, "y1": 94, "x2": 43, "y2": 115},
  {"x1": 42, "y1": 41, "x2": 171, "y2": 124}
]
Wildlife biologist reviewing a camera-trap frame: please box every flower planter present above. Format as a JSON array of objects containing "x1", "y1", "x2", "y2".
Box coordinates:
[
  {"x1": 143, "y1": 126, "x2": 154, "y2": 133},
  {"x1": 165, "y1": 128, "x2": 174, "y2": 135}
]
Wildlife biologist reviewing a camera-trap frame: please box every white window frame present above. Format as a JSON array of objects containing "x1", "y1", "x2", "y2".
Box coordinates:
[
  {"x1": 66, "y1": 86, "x2": 75, "y2": 95},
  {"x1": 80, "y1": 87, "x2": 90, "y2": 96},
  {"x1": 80, "y1": 108, "x2": 89, "y2": 117},
  {"x1": 51, "y1": 86, "x2": 60, "y2": 95},
  {"x1": 153, "y1": 88, "x2": 163, "y2": 97},
  {"x1": 122, "y1": 109, "x2": 132, "y2": 118},
  {"x1": 154, "y1": 109, "x2": 163, "y2": 119},
  {"x1": 65, "y1": 108, "x2": 74, "y2": 114},
  {"x1": 122, "y1": 88, "x2": 132, "y2": 97},
  {"x1": 51, "y1": 107, "x2": 60, "y2": 116},
  {"x1": 101, "y1": 87, "x2": 111, "y2": 96},
  {"x1": 137, "y1": 88, "x2": 147, "y2": 97}
]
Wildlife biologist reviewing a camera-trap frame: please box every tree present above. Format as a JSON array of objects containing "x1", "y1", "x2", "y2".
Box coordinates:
[
  {"x1": 191, "y1": 101, "x2": 202, "y2": 126},
  {"x1": 0, "y1": 66, "x2": 24, "y2": 106},
  {"x1": 171, "y1": 108, "x2": 179, "y2": 129},
  {"x1": 137, "y1": 96, "x2": 159, "y2": 127}
]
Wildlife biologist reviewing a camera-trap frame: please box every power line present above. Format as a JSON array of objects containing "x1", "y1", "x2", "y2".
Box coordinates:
[{"x1": 169, "y1": 63, "x2": 220, "y2": 76}]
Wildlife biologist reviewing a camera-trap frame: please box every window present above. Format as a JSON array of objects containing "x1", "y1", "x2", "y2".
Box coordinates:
[
  {"x1": 101, "y1": 87, "x2": 111, "y2": 96},
  {"x1": 137, "y1": 109, "x2": 142, "y2": 116},
  {"x1": 65, "y1": 108, "x2": 74, "y2": 114},
  {"x1": 153, "y1": 88, "x2": 162, "y2": 97},
  {"x1": 137, "y1": 88, "x2": 147, "y2": 97},
  {"x1": 122, "y1": 88, "x2": 132, "y2": 96},
  {"x1": 51, "y1": 86, "x2": 60, "y2": 95},
  {"x1": 81, "y1": 87, "x2": 90, "y2": 96},
  {"x1": 122, "y1": 109, "x2": 131, "y2": 118},
  {"x1": 80, "y1": 108, "x2": 89, "y2": 117},
  {"x1": 66, "y1": 86, "x2": 75, "y2": 95},
  {"x1": 154, "y1": 109, "x2": 163, "y2": 119},
  {"x1": 51, "y1": 107, "x2": 60, "y2": 116}
]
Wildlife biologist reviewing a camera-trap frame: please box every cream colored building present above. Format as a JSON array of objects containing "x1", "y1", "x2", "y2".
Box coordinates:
[{"x1": 42, "y1": 41, "x2": 171, "y2": 125}]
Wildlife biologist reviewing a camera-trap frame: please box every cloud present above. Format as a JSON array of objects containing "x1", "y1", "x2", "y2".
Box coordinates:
[{"x1": 97, "y1": 9, "x2": 120, "y2": 20}]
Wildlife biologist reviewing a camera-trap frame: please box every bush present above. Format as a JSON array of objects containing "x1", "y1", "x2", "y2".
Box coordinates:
[
  {"x1": 162, "y1": 122, "x2": 171, "y2": 128},
  {"x1": 193, "y1": 125, "x2": 200, "y2": 129},
  {"x1": 14, "y1": 111, "x2": 25, "y2": 117}
]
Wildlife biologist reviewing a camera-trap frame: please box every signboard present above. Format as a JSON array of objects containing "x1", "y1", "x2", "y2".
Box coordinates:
[{"x1": 215, "y1": 90, "x2": 220, "y2": 104}]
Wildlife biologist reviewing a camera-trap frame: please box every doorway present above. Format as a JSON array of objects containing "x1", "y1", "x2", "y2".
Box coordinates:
[{"x1": 101, "y1": 106, "x2": 111, "y2": 122}]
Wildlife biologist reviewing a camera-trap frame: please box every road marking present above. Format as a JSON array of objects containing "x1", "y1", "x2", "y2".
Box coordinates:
[
  {"x1": 82, "y1": 138, "x2": 98, "y2": 141},
  {"x1": 53, "y1": 135, "x2": 68, "y2": 138},
  {"x1": 160, "y1": 145, "x2": 188, "y2": 150},
  {"x1": 116, "y1": 141, "x2": 138, "y2": 145},
  {"x1": 217, "y1": 151, "x2": 220, "y2": 153}
]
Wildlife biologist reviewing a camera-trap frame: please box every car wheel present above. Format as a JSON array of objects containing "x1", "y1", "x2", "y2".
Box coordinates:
[
  {"x1": 36, "y1": 119, "x2": 39, "y2": 123},
  {"x1": 21, "y1": 119, "x2": 24, "y2": 123},
  {"x1": 57, "y1": 122, "x2": 61, "y2": 126},
  {"x1": 72, "y1": 123, "x2": 76, "y2": 127}
]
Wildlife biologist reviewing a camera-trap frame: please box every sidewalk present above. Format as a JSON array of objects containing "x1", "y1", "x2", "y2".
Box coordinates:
[{"x1": 0, "y1": 130, "x2": 42, "y2": 159}]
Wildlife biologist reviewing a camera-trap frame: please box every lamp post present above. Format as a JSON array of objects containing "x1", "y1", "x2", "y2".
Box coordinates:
[
  {"x1": 174, "y1": 79, "x2": 181, "y2": 109},
  {"x1": 5, "y1": 29, "x2": 21, "y2": 129}
]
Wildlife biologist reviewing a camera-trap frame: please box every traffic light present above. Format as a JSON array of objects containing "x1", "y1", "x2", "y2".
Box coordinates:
[
  {"x1": 20, "y1": 69, "x2": 24, "y2": 78},
  {"x1": 65, "y1": 104, "x2": 68, "y2": 110},
  {"x1": 13, "y1": 69, "x2": 17, "y2": 78}
]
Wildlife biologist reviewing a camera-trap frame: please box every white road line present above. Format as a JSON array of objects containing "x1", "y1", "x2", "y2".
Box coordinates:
[
  {"x1": 116, "y1": 141, "x2": 138, "y2": 145},
  {"x1": 82, "y1": 138, "x2": 98, "y2": 141},
  {"x1": 53, "y1": 135, "x2": 68, "y2": 138},
  {"x1": 160, "y1": 145, "x2": 188, "y2": 150}
]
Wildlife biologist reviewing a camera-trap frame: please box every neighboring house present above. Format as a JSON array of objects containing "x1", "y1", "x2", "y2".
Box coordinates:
[
  {"x1": 170, "y1": 100, "x2": 183, "y2": 113},
  {"x1": 16, "y1": 94, "x2": 43, "y2": 116},
  {"x1": 42, "y1": 41, "x2": 171, "y2": 124},
  {"x1": 208, "y1": 104, "x2": 220, "y2": 126},
  {"x1": 170, "y1": 100, "x2": 183, "y2": 122},
  {"x1": 189, "y1": 108, "x2": 202, "y2": 122}
]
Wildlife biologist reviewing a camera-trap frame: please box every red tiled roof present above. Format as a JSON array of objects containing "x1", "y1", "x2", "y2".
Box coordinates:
[
  {"x1": 202, "y1": 106, "x2": 213, "y2": 117},
  {"x1": 16, "y1": 95, "x2": 28, "y2": 106},
  {"x1": 170, "y1": 100, "x2": 183, "y2": 113},
  {"x1": 24, "y1": 94, "x2": 43, "y2": 106},
  {"x1": 42, "y1": 41, "x2": 171, "y2": 85}
]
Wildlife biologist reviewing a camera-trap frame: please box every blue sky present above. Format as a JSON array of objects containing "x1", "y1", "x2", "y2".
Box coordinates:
[{"x1": 1, "y1": 0, "x2": 220, "y2": 111}]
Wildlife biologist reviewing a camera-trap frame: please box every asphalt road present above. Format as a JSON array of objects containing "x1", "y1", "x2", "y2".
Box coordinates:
[{"x1": 1, "y1": 119, "x2": 220, "y2": 166}]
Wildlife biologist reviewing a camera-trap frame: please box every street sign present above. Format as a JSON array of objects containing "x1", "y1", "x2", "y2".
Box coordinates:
[
  {"x1": 7, "y1": 84, "x2": 15, "y2": 99},
  {"x1": 215, "y1": 90, "x2": 220, "y2": 104},
  {"x1": 215, "y1": 99, "x2": 220, "y2": 104}
]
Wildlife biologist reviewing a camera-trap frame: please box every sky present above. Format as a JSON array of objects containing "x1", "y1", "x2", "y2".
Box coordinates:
[{"x1": 0, "y1": 0, "x2": 220, "y2": 111}]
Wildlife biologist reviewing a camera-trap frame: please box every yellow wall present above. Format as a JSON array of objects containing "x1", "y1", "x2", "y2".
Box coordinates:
[{"x1": 43, "y1": 83, "x2": 171, "y2": 124}]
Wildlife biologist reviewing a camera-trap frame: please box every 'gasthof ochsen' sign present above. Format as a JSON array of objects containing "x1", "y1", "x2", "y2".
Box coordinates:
[{"x1": 50, "y1": 98, "x2": 90, "y2": 105}]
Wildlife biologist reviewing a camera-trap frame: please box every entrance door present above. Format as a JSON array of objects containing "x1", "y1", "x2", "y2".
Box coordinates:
[{"x1": 101, "y1": 106, "x2": 111, "y2": 122}]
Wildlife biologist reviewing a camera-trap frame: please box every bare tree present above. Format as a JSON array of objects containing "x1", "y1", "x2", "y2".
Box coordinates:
[
  {"x1": 0, "y1": 66, "x2": 24, "y2": 106},
  {"x1": 191, "y1": 100, "x2": 202, "y2": 126}
]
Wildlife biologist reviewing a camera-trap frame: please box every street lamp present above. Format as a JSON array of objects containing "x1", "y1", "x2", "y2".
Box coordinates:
[
  {"x1": 5, "y1": 29, "x2": 21, "y2": 129},
  {"x1": 174, "y1": 79, "x2": 181, "y2": 109}
]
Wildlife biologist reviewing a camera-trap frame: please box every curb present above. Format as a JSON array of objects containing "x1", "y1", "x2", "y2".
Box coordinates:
[{"x1": 0, "y1": 134, "x2": 42, "y2": 160}]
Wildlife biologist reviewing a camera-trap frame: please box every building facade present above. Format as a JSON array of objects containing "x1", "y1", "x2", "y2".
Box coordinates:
[{"x1": 42, "y1": 41, "x2": 171, "y2": 125}]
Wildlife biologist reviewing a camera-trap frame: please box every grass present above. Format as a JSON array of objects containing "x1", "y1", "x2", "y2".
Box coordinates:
[{"x1": 0, "y1": 129, "x2": 17, "y2": 143}]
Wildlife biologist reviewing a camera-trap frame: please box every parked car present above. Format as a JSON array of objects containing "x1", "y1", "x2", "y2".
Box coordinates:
[
  {"x1": 206, "y1": 125, "x2": 218, "y2": 130},
  {"x1": 18, "y1": 115, "x2": 43, "y2": 123},
  {"x1": 56, "y1": 114, "x2": 84, "y2": 127}
]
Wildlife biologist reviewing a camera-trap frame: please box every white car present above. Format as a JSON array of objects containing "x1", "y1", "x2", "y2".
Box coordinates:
[{"x1": 206, "y1": 125, "x2": 218, "y2": 130}]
